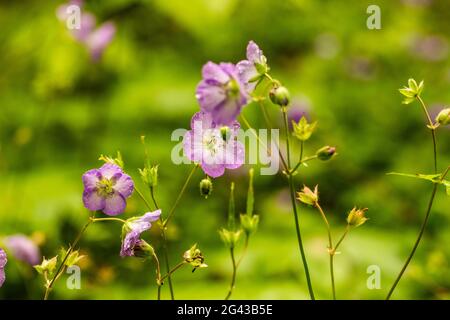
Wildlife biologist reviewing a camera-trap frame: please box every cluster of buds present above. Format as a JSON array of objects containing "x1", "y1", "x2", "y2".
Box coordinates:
[{"x1": 183, "y1": 244, "x2": 208, "y2": 270}]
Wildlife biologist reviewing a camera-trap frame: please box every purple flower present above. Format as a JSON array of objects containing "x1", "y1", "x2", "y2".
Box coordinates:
[
  {"x1": 0, "y1": 248, "x2": 6, "y2": 287},
  {"x1": 237, "y1": 41, "x2": 269, "y2": 93},
  {"x1": 183, "y1": 111, "x2": 245, "y2": 178},
  {"x1": 86, "y1": 22, "x2": 116, "y2": 61},
  {"x1": 120, "y1": 210, "x2": 161, "y2": 257},
  {"x1": 82, "y1": 163, "x2": 134, "y2": 216},
  {"x1": 196, "y1": 62, "x2": 248, "y2": 125},
  {"x1": 4, "y1": 235, "x2": 41, "y2": 266},
  {"x1": 56, "y1": 1, "x2": 116, "y2": 61}
]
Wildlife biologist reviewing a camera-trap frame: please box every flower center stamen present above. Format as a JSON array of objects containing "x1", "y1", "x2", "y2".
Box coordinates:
[{"x1": 96, "y1": 178, "x2": 115, "y2": 197}]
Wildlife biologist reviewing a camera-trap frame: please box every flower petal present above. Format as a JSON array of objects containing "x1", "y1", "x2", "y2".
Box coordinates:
[
  {"x1": 82, "y1": 169, "x2": 101, "y2": 192},
  {"x1": 201, "y1": 61, "x2": 230, "y2": 83},
  {"x1": 0, "y1": 268, "x2": 5, "y2": 288},
  {"x1": 140, "y1": 210, "x2": 162, "y2": 223},
  {"x1": 86, "y1": 21, "x2": 116, "y2": 61},
  {"x1": 246, "y1": 40, "x2": 263, "y2": 63},
  {"x1": 113, "y1": 173, "x2": 134, "y2": 198},
  {"x1": 103, "y1": 192, "x2": 126, "y2": 216},
  {"x1": 83, "y1": 190, "x2": 105, "y2": 212},
  {"x1": 212, "y1": 99, "x2": 242, "y2": 126},
  {"x1": 224, "y1": 141, "x2": 245, "y2": 169},
  {"x1": 0, "y1": 249, "x2": 7, "y2": 268},
  {"x1": 201, "y1": 163, "x2": 225, "y2": 178},
  {"x1": 196, "y1": 81, "x2": 226, "y2": 114},
  {"x1": 99, "y1": 163, "x2": 122, "y2": 179},
  {"x1": 120, "y1": 231, "x2": 139, "y2": 257}
]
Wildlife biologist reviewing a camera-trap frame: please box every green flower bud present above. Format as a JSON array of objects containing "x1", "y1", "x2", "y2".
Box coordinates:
[
  {"x1": 292, "y1": 116, "x2": 317, "y2": 141},
  {"x1": 219, "y1": 228, "x2": 243, "y2": 248},
  {"x1": 139, "y1": 165, "x2": 159, "y2": 188},
  {"x1": 183, "y1": 244, "x2": 208, "y2": 270},
  {"x1": 220, "y1": 126, "x2": 231, "y2": 141},
  {"x1": 199, "y1": 177, "x2": 213, "y2": 199},
  {"x1": 133, "y1": 240, "x2": 155, "y2": 259},
  {"x1": 269, "y1": 86, "x2": 290, "y2": 107},
  {"x1": 346, "y1": 207, "x2": 369, "y2": 228},
  {"x1": 296, "y1": 185, "x2": 318, "y2": 206},
  {"x1": 316, "y1": 146, "x2": 336, "y2": 161},
  {"x1": 240, "y1": 214, "x2": 259, "y2": 235},
  {"x1": 435, "y1": 108, "x2": 450, "y2": 126}
]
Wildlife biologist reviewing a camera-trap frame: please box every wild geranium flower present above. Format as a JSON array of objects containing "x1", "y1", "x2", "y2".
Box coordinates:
[
  {"x1": 82, "y1": 163, "x2": 134, "y2": 216},
  {"x1": 120, "y1": 210, "x2": 161, "y2": 257},
  {"x1": 56, "y1": 0, "x2": 116, "y2": 61},
  {"x1": 196, "y1": 62, "x2": 248, "y2": 125},
  {"x1": 0, "y1": 248, "x2": 6, "y2": 287},
  {"x1": 4, "y1": 235, "x2": 41, "y2": 266},
  {"x1": 237, "y1": 41, "x2": 269, "y2": 93},
  {"x1": 183, "y1": 111, "x2": 245, "y2": 178}
]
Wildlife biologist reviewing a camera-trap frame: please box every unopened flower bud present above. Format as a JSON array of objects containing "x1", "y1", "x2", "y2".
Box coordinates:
[
  {"x1": 398, "y1": 78, "x2": 424, "y2": 104},
  {"x1": 269, "y1": 86, "x2": 290, "y2": 107},
  {"x1": 220, "y1": 126, "x2": 231, "y2": 141},
  {"x1": 199, "y1": 177, "x2": 213, "y2": 199},
  {"x1": 139, "y1": 165, "x2": 159, "y2": 188},
  {"x1": 296, "y1": 185, "x2": 318, "y2": 206},
  {"x1": 346, "y1": 207, "x2": 368, "y2": 228},
  {"x1": 132, "y1": 240, "x2": 155, "y2": 259},
  {"x1": 219, "y1": 228, "x2": 242, "y2": 249},
  {"x1": 435, "y1": 108, "x2": 450, "y2": 126},
  {"x1": 99, "y1": 151, "x2": 124, "y2": 168},
  {"x1": 240, "y1": 214, "x2": 259, "y2": 235},
  {"x1": 316, "y1": 146, "x2": 336, "y2": 161}
]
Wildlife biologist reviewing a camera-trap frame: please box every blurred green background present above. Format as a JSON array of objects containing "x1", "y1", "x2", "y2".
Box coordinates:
[{"x1": 0, "y1": 0, "x2": 449, "y2": 300}]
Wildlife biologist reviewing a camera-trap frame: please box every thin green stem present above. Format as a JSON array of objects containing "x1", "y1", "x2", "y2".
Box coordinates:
[
  {"x1": 386, "y1": 184, "x2": 438, "y2": 300},
  {"x1": 135, "y1": 186, "x2": 153, "y2": 210},
  {"x1": 387, "y1": 95, "x2": 439, "y2": 299},
  {"x1": 164, "y1": 164, "x2": 198, "y2": 227},
  {"x1": 280, "y1": 106, "x2": 315, "y2": 300},
  {"x1": 152, "y1": 252, "x2": 162, "y2": 300},
  {"x1": 146, "y1": 186, "x2": 174, "y2": 300},
  {"x1": 282, "y1": 108, "x2": 292, "y2": 168},
  {"x1": 291, "y1": 155, "x2": 318, "y2": 174},
  {"x1": 92, "y1": 217, "x2": 126, "y2": 224},
  {"x1": 287, "y1": 175, "x2": 315, "y2": 300},
  {"x1": 225, "y1": 247, "x2": 237, "y2": 300},
  {"x1": 417, "y1": 96, "x2": 437, "y2": 173},
  {"x1": 236, "y1": 235, "x2": 249, "y2": 268},
  {"x1": 240, "y1": 114, "x2": 288, "y2": 172},
  {"x1": 160, "y1": 262, "x2": 186, "y2": 282},
  {"x1": 315, "y1": 203, "x2": 335, "y2": 299},
  {"x1": 44, "y1": 216, "x2": 94, "y2": 300}
]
